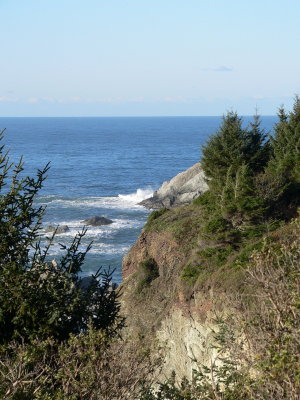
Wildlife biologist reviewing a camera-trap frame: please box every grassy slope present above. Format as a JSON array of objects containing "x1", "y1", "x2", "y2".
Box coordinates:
[{"x1": 142, "y1": 198, "x2": 291, "y2": 295}]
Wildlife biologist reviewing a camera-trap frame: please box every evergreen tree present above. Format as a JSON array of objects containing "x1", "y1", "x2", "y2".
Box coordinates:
[
  {"x1": 0, "y1": 130, "x2": 124, "y2": 344},
  {"x1": 220, "y1": 164, "x2": 266, "y2": 227},
  {"x1": 256, "y1": 97, "x2": 300, "y2": 219},
  {"x1": 201, "y1": 112, "x2": 269, "y2": 191},
  {"x1": 245, "y1": 113, "x2": 270, "y2": 173},
  {"x1": 201, "y1": 112, "x2": 247, "y2": 187},
  {"x1": 200, "y1": 112, "x2": 269, "y2": 233},
  {"x1": 268, "y1": 96, "x2": 300, "y2": 185}
]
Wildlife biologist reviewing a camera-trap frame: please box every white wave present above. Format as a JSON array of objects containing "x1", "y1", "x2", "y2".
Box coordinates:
[
  {"x1": 118, "y1": 187, "x2": 153, "y2": 204},
  {"x1": 38, "y1": 191, "x2": 153, "y2": 210},
  {"x1": 41, "y1": 218, "x2": 144, "y2": 239},
  {"x1": 42, "y1": 242, "x2": 130, "y2": 257}
]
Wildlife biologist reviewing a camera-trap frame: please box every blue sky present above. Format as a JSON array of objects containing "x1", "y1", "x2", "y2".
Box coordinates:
[{"x1": 1, "y1": 0, "x2": 299, "y2": 116}]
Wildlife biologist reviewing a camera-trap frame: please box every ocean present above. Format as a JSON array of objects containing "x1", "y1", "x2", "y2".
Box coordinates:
[{"x1": 0, "y1": 116, "x2": 277, "y2": 283}]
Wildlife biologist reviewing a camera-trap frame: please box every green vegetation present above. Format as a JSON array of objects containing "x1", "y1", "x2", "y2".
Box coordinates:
[
  {"x1": 181, "y1": 263, "x2": 204, "y2": 283},
  {"x1": 145, "y1": 207, "x2": 169, "y2": 226},
  {"x1": 0, "y1": 130, "x2": 155, "y2": 399},
  {"x1": 141, "y1": 216, "x2": 300, "y2": 400},
  {"x1": 201, "y1": 99, "x2": 299, "y2": 237},
  {"x1": 138, "y1": 99, "x2": 300, "y2": 398},
  {"x1": 1, "y1": 97, "x2": 300, "y2": 399},
  {"x1": 136, "y1": 258, "x2": 159, "y2": 293},
  {"x1": 0, "y1": 129, "x2": 123, "y2": 344}
]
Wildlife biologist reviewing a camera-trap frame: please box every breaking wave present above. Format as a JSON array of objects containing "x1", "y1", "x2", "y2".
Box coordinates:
[
  {"x1": 37, "y1": 187, "x2": 153, "y2": 210},
  {"x1": 118, "y1": 187, "x2": 153, "y2": 204}
]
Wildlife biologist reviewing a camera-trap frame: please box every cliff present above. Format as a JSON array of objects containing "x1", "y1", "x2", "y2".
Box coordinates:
[
  {"x1": 121, "y1": 199, "x2": 299, "y2": 386},
  {"x1": 121, "y1": 203, "x2": 240, "y2": 379}
]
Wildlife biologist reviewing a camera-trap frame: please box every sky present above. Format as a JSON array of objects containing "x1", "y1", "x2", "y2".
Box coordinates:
[{"x1": 1, "y1": 0, "x2": 300, "y2": 116}]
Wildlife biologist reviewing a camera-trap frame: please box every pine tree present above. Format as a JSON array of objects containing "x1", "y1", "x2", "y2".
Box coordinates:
[
  {"x1": 268, "y1": 96, "x2": 300, "y2": 185},
  {"x1": 245, "y1": 113, "x2": 270, "y2": 173},
  {"x1": 201, "y1": 112, "x2": 269, "y2": 191},
  {"x1": 201, "y1": 112, "x2": 247, "y2": 187},
  {"x1": 200, "y1": 112, "x2": 269, "y2": 233}
]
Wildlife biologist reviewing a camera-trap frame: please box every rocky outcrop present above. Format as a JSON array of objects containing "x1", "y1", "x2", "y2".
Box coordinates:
[
  {"x1": 81, "y1": 216, "x2": 113, "y2": 226},
  {"x1": 45, "y1": 225, "x2": 70, "y2": 234},
  {"x1": 139, "y1": 163, "x2": 208, "y2": 209},
  {"x1": 121, "y1": 224, "x2": 223, "y2": 380},
  {"x1": 157, "y1": 306, "x2": 219, "y2": 380},
  {"x1": 122, "y1": 231, "x2": 183, "y2": 280}
]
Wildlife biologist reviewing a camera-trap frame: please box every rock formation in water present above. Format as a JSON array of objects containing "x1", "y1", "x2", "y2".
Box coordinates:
[
  {"x1": 139, "y1": 162, "x2": 208, "y2": 209},
  {"x1": 81, "y1": 216, "x2": 113, "y2": 226},
  {"x1": 45, "y1": 225, "x2": 70, "y2": 234}
]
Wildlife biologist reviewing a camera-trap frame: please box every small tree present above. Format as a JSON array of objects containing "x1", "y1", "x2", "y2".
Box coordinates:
[
  {"x1": 0, "y1": 130, "x2": 124, "y2": 344},
  {"x1": 200, "y1": 112, "x2": 269, "y2": 234},
  {"x1": 268, "y1": 96, "x2": 300, "y2": 184},
  {"x1": 201, "y1": 112, "x2": 268, "y2": 190},
  {"x1": 262, "y1": 97, "x2": 300, "y2": 218}
]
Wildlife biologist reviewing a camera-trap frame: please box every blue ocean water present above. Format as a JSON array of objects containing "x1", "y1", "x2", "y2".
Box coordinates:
[{"x1": 0, "y1": 116, "x2": 277, "y2": 282}]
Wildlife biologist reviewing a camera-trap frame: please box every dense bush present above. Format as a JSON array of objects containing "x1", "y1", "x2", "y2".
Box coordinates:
[{"x1": 0, "y1": 328, "x2": 160, "y2": 399}]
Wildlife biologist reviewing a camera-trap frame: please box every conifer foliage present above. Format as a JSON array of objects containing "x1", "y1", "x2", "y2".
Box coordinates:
[
  {"x1": 265, "y1": 96, "x2": 300, "y2": 214},
  {"x1": 201, "y1": 112, "x2": 269, "y2": 235},
  {"x1": 200, "y1": 98, "x2": 300, "y2": 237},
  {"x1": 269, "y1": 96, "x2": 300, "y2": 182},
  {"x1": 0, "y1": 130, "x2": 123, "y2": 344},
  {"x1": 201, "y1": 112, "x2": 268, "y2": 186}
]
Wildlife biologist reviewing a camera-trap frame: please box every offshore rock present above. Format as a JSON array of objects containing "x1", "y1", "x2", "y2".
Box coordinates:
[
  {"x1": 139, "y1": 162, "x2": 208, "y2": 209},
  {"x1": 81, "y1": 216, "x2": 113, "y2": 226},
  {"x1": 45, "y1": 225, "x2": 70, "y2": 234}
]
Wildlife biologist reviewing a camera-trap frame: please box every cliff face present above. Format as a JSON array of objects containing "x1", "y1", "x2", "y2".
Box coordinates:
[
  {"x1": 122, "y1": 231, "x2": 182, "y2": 280},
  {"x1": 121, "y1": 204, "x2": 228, "y2": 379}
]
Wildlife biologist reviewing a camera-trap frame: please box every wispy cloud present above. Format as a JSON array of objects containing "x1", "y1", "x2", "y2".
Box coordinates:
[
  {"x1": 0, "y1": 96, "x2": 19, "y2": 102},
  {"x1": 27, "y1": 97, "x2": 39, "y2": 104},
  {"x1": 162, "y1": 96, "x2": 187, "y2": 103}
]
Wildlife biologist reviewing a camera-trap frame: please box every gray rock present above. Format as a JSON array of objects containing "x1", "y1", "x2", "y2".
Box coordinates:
[
  {"x1": 139, "y1": 163, "x2": 208, "y2": 209},
  {"x1": 81, "y1": 216, "x2": 113, "y2": 226},
  {"x1": 78, "y1": 276, "x2": 97, "y2": 289},
  {"x1": 45, "y1": 225, "x2": 70, "y2": 234}
]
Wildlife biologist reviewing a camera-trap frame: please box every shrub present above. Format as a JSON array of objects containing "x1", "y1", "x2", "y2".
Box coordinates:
[
  {"x1": 204, "y1": 215, "x2": 229, "y2": 234},
  {"x1": 136, "y1": 258, "x2": 159, "y2": 293},
  {"x1": 145, "y1": 208, "x2": 169, "y2": 227},
  {"x1": 0, "y1": 327, "x2": 160, "y2": 400},
  {"x1": 181, "y1": 264, "x2": 203, "y2": 284}
]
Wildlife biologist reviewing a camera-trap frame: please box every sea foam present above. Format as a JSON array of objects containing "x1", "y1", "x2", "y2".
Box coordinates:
[{"x1": 118, "y1": 187, "x2": 153, "y2": 204}]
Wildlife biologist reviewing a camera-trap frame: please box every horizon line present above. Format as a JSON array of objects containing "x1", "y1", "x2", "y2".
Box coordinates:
[{"x1": 0, "y1": 114, "x2": 277, "y2": 118}]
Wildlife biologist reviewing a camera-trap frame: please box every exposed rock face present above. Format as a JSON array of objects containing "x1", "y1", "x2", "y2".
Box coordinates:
[
  {"x1": 81, "y1": 216, "x2": 113, "y2": 226},
  {"x1": 45, "y1": 225, "x2": 70, "y2": 234},
  {"x1": 139, "y1": 163, "x2": 208, "y2": 209},
  {"x1": 120, "y1": 196, "x2": 239, "y2": 380},
  {"x1": 157, "y1": 306, "x2": 219, "y2": 380},
  {"x1": 121, "y1": 218, "x2": 226, "y2": 380},
  {"x1": 122, "y1": 231, "x2": 183, "y2": 280}
]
